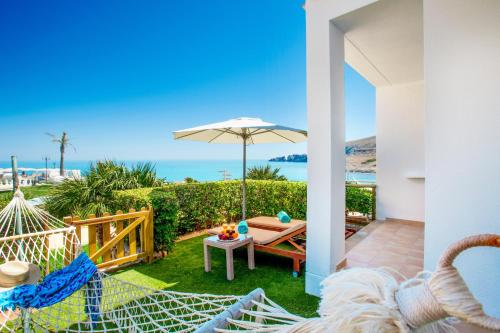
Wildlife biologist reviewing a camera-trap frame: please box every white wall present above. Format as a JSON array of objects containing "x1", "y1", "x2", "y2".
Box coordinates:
[
  {"x1": 376, "y1": 81, "x2": 425, "y2": 222},
  {"x1": 305, "y1": 20, "x2": 346, "y2": 298},
  {"x1": 424, "y1": 0, "x2": 500, "y2": 316}
]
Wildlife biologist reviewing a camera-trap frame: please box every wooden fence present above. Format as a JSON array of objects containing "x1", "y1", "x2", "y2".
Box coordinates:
[{"x1": 64, "y1": 207, "x2": 154, "y2": 270}]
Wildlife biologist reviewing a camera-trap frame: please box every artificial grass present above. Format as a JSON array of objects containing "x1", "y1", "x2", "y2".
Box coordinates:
[{"x1": 114, "y1": 234, "x2": 320, "y2": 318}]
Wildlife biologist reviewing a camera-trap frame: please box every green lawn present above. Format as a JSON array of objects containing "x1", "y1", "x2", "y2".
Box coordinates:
[
  {"x1": 0, "y1": 185, "x2": 55, "y2": 209},
  {"x1": 113, "y1": 235, "x2": 320, "y2": 318}
]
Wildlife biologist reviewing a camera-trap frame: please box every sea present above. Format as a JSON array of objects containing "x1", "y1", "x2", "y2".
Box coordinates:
[{"x1": 0, "y1": 160, "x2": 376, "y2": 183}]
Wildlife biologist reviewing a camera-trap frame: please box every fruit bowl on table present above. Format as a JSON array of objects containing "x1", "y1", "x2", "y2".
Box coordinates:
[
  {"x1": 217, "y1": 233, "x2": 239, "y2": 242},
  {"x1": 217, "y1": 237, "x2": 239, "y2": 243},
  {"x1": 217, "y1": 226, "x2": 239, "y2": 242}
]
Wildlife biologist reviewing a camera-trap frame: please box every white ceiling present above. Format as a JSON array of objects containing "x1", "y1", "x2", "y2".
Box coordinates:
[{"x1": 334, "y1": 0, "x2": 423, "y2": 87}]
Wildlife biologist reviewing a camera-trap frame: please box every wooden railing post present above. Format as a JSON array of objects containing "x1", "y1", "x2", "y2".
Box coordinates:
[
  {"x1": 87, "y1": 214, "x2": 97, "y2": 259},
  {"x1": 72, "y1": 216, "x2": 81, "y2": 259},
  {"x1": 102, "y1": 212, "x2": 111, "y2": 262},
  {"x1": 128, "y1": 209, "x2": 137, "y2": 255},
  {"x1": 140, "y1": 207, "x2": 147, "y2": 259},
  {"x1": 148, "y1": 206, "x2": 154, "y2": 263},
  {"x1": 115, "y1": 210, "x2": 124, "y2": 259}
]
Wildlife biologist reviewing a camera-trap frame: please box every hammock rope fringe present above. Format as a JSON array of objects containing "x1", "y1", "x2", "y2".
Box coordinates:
[
  {"x1": 0, "y1": 189, "x2": 498, "y2": 332},
  {"x1": 0, "y1": 190, "x2": 264, "y2": 332},
  {"x1": 217, "y1": 235, "x2": 500, "y2": 333}
]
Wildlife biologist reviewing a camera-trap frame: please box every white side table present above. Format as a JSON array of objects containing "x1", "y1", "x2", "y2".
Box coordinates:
[{"x1": 203, "y1": 235, "x2": 255, "y2": 280}]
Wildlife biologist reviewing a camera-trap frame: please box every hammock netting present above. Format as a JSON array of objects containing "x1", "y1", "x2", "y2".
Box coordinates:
[
  {"x1": 0, "y1": 191, "x2": 296, "y2": 333},
  {"x1": 2, "y1": 190, "x2": 497, "y2": 333}
]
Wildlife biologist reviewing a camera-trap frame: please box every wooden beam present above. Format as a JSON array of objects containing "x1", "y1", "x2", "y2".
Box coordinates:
[
  {"x1": 102, "y1": 213, "x2": 111, "y2": 262},
  {"x1": 115, "y1": 210, "x2": 124, "y2": 258},
  {"x1": 90, "y1": 216, "x2": 144, "y2": 262},
  {"x1": 268, "y1": 227, "x2": 306, "y2": 247},
  {"x1": 87, "y1": 214, "x2": 97, "y2": 257},
  {"x1": 69, "y1": 211, "x2": 148, "y2": 226},
  {"x1": 148, "y1": 207, "x2": 154, "y2": 262}
]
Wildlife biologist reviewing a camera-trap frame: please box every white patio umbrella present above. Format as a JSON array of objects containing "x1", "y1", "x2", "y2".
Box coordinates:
[{"x1": 173, "y1": 117, "x2": 307, "y2": 219}]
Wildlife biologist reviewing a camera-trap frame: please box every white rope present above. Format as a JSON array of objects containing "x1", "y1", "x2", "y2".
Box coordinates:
[
  {"x1": 0, "y1": 190, "x2": 260, "y2": 333},
  {"x1": 220, "y1": 235, "x2": 499, "y2": 333},
  {"x1": 2, "y1": 190, "x2": 496, "y2": 332},
  {"x1": 216, "y1": 268, "x2": 457, "y2": 333}
]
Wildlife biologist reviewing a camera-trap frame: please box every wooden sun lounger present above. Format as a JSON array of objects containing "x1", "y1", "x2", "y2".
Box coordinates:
[{"x1": 208, "y1": 216, "x2": 306, "y2": 276}]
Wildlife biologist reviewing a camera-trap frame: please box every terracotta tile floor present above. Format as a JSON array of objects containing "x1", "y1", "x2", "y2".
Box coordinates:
[
  {"x1": 344, "y1": 221, "x2": 496, "y2": 332},
  {"x1": 345, "y1": 219, "x2": 424, "y2": 280}
]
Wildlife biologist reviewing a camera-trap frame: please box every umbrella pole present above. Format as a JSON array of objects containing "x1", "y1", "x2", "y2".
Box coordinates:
[{"x1": 242, "y1": 136, "x2": 247, "y2": 220}]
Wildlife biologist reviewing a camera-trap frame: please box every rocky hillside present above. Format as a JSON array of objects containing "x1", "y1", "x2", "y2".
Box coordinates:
[
  {"x1": 346, "y1": 136, "x2": 376, "y2": 154},
  {"x1": 346, "y1": 136, "x2": 376, "y2": 173},
  {"x1": 269, "y1": 136, "x2": 376, "y2": 173}
]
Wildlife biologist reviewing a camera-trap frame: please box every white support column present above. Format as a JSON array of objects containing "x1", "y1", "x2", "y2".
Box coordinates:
[
  {"x1": 305, "y1": 10, "x2": 346, "y2": 296},
  {"x1": 424, "y1": 0, "x2": 500, "y2": 316}
]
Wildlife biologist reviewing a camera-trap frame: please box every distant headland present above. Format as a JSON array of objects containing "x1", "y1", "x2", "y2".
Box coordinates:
[
  {"x1": 269, "y1": 154, "x2": 307, "y2": 162},
  {"x1": 269, "y1": 136, "x2": 376, "y2": 173}
]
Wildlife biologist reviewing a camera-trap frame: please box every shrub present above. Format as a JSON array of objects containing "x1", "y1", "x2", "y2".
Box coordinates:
[
  {"x1": 346, "y1": 186, "x2": 373, "y2": 215},
  {"x1": 149, "y1": 190, "x2": 179, "y2": 252},
  {"x1": 114, "y1": 180, "x2": 373, "y2": 252},
  {"x1": 113, "y1": 187, "x2": 154, "y2": 211},
  {"x1": 114, "y1": 187, "x2": 179, "y2": 252},
  {"x1": 245, "y1": 181, "x2": 306, "y2": 219},
  {"x1": 113, "y1": 180, "x2": 307, "y2": 249}
]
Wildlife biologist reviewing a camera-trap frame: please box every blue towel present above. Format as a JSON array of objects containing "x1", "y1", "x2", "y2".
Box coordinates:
[
  {"x1": 237, "y1": 220, "x2": 248, "y2": 234},
  {"x1": 0, "y1": 253, "x2": 101, "y2": 322},
  {"x1": 84, "y1": 273, "x2": 103, "y2": 323},
  {"x1": 277, "y1": 211, "x2": 291, "y2": 223}
]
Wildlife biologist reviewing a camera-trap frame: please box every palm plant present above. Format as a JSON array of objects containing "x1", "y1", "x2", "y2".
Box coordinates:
[
  {"x1": 247, "y1": 165, "x2": 287, "y2": 181},
  {"x1": 45, "y1": 160, "x2": 164, "y2": 218},
  {"x1": 131, "y1": 162, "x2": 165, "y2": 187},
  {"x1": 46, "y1": 132, "x2": 75, "y2": 176}
]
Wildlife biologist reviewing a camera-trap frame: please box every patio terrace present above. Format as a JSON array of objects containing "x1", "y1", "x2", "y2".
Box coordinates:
[{"x1": 345, "y1": 219, "x2": 424, "y2": 280}]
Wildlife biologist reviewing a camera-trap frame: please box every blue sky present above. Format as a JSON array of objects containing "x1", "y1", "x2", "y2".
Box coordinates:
[{"x1": 0, "y1": 0, "x2": 374, "y2": 162}]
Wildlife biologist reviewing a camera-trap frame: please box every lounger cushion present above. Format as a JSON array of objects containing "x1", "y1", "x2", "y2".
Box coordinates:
[{"x1": 246, "y1": 216, "x2": 305, "y2": 231}]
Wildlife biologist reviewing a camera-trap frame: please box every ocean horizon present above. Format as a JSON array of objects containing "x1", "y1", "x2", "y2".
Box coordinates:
[{"x1": 0, "y1": 159, "x2": 376, "y2": 183}]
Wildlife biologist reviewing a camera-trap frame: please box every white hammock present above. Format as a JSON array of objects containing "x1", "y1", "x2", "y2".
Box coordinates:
[
  {"x1": 0, "y1": 191, "x2": 285, "y2": 332},
  {"x1": 2, "y1": 190, "x2": 497, "y2": 333}
]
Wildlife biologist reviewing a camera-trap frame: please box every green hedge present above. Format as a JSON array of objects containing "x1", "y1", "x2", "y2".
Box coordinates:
[
  {"x1": 113, "y1": 180, "x2": 306, "y2": 230},
  {"x1": 113, "y1": 180, "x2": 373, "y2": 252},
  {"x1": 149, "y1": 190, "x2": 180, "y2": 252},
  {"x1": 346, "y1": 186, "x2": 373, "y2": 216}
]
